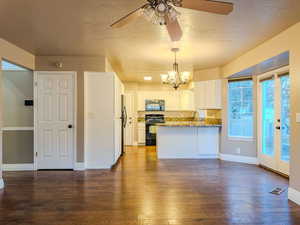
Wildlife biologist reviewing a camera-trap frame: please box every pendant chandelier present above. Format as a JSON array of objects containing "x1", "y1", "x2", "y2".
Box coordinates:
[{"x1": 161, "y1": 48, "x2": 190, "y2": 90}]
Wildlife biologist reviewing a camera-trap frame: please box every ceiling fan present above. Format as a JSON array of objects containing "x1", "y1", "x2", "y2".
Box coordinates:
[{"x1": 110, "y1": 0, "x2": 233, "y2": 42}]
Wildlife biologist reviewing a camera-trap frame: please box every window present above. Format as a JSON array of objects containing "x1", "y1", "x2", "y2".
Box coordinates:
[
  {"x1": 228, "y1": 79, "x2": 253, "y2": 138},
  {"x1": 2, "y1": 60, "x2": 28, "y2": 71}
]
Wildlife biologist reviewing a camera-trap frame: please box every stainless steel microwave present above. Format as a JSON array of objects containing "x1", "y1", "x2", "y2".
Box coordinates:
[{"x1": 145, "y1": 100, "x2": 165, "y2": 111}]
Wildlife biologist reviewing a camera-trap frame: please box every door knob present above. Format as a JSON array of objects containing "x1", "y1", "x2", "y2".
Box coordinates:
[{"x1": 68, "y1": 124, "x2": 73, "y2": 129}]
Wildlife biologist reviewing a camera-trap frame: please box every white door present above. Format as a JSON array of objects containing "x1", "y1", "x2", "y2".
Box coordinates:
[
  {"x1": 125, "y1": 93, "x2": 135, "y2": 146},
  {"x1": 258, "y1": 68, "x2": 290, "y2": 175},
  {"x1": 35, "y1": 72, "x2": 75, "y2": 169}
]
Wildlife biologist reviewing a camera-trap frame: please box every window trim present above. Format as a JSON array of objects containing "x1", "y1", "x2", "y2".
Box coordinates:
[
  {"x1": 227, "y1": 79, "x2": 254, "y2": 139},
  {"x1": 228, "y1": 136, "x2": 255, "y2": 142}
]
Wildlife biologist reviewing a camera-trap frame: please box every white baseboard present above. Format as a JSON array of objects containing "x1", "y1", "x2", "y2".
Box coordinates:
[
  {"x1": 219, "y1": 153, "x2": 258, "y2": 165},
  {"x1": 197, "y1": 154, "x2": 219, "y2": 159},
  {"x1": 0, "y1": 178, "x2": 4, "y2": 189},
  {"x1": 288, "y1": 187, "x2": 300, "y2": 205},
  {"x1": 3, "y1": 163, "x2": 34, "y2": 171},
  {"x1": 85, "y1": 163, "x2": 111, "y2": 170},
  {"x1": 74, "y1": 162, "x2": 85, "y2": 171}
]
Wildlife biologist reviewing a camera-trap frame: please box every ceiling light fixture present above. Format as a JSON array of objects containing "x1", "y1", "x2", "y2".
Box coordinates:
[
  {"x1": 143, "y1": 0, "x2": 181, "y2": 25},
  {"x1": 161, "y1": 48, "x2": 190, "y2": 90},
  {"x1": 144, "y1": 76, "x2": 153, "y2": 81}
]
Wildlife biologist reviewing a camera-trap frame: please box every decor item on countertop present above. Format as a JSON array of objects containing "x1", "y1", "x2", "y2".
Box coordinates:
[
  {"x1": 110, "y1": 0, "x2": 234, "y2": 42},
  {"x1": 160, "y1": 48, "x2": 190, "y2": 90},
  {"x1": 195, "y1": 109, "x2": 207, "y2": 121}
]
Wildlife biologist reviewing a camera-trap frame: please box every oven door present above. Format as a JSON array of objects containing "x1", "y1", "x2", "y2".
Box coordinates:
[{"x1": 146, "y1": 124, "x2": 158, "y2": 146}]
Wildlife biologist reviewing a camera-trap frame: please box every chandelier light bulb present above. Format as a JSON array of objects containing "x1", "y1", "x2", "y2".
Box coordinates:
[
  {"x1": 161, "y1": 48, "x2": 190, "y2": 90},
  {"x1": 161, "y1": 74, "x2": 168, "y2": 83}
]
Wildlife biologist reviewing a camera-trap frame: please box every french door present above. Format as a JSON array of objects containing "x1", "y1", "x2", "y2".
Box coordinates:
[{"x1": 258, "y1": 67, "x2": 290, "y2": 175}]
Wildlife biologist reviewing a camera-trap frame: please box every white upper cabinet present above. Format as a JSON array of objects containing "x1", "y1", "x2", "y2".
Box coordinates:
[
  {"x1": 137, "y1": 90, "x2": 195, "y2": 111},
  {"x1": 180, "y1": 90, "x2": 195, "y2": 110},
  {"x1": 194, "y1": 80, "x2": 222, "y2": 109}
]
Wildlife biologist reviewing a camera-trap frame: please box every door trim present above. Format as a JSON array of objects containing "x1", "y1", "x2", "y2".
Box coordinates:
[{"x1": 34, "y1": 71, "x2": 77, "y2": 170}]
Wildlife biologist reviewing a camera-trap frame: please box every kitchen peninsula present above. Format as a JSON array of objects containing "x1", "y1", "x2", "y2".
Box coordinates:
[{"x1": 156, "y1": 122, "x2": 221, "y2": 159}]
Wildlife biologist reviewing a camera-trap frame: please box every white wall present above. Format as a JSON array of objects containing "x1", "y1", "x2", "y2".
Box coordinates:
[{"x1": 0, "y1": 38, "x2": 35, "y2": 189}]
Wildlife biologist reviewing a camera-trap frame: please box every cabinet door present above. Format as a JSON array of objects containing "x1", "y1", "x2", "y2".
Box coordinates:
[
  {"x1": 114, "y1": 75, "x2": 123, "y2": 118},
  {"x1": 138, "y1": 123, "x2": 145, "y2": 144},
  {"x1": 207, "y1": 80, "x2": 216, "y2": 109},
  {"x1": 197, "y1": 128, "x2": 219, "y2": 157},
  {"x1": 215, "y1": 80, "x2": 222, "y2": 108},
  {"x1": 194, "y1": 82, "x2": 205, "y2": 109},
  {"x1": 137, "y1": 92, "x2": 146, "y2": 111},
  {"x1": 114, "y1": 118, "x2": 122, "y2": 162},
  {"x1": 180, "y1": 90, "x2": 195, "y2": 110},
  {"x1": 165, "y1": 91, "x2": 180, "y2": 110},
  {"x1": 194, "y1": 80, "x2": 222, "y2": 109}
]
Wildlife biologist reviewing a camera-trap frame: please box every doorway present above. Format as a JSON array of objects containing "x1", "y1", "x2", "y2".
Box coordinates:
[
  {"x1": 34, "y1": 71, "x2": 76, "y2": 169},
  {"x1": 257, "y1": 67, "x2": 290, "y2": 175},
  {"x1": 2, "y1": 60, "x2": 34, "y2": 170}
]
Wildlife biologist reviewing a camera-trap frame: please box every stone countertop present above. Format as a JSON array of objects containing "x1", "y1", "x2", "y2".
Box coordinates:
[{"x1": 156, "y1": 122, "x2": 222, "y2": 128}]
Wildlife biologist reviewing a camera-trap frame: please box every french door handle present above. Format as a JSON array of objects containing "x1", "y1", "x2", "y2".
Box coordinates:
[{"x1": 275, "y1": 126, "x2": 281, "y2": 130}]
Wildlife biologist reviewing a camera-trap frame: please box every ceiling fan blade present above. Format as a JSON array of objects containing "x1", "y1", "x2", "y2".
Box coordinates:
[
  {"x1": 165, "y1": 17, "x2": 183, "y2": 42},
  {"x1": 111, "y1": 5, "x2": 145, "y2": 28},
  {"x1": 181, "y1": 0, "x2": 233, "y2": 15}
]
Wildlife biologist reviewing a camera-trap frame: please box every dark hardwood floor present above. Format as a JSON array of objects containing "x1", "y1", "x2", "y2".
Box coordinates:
[{"x1": 0, "y1": 146, "x2": 299, "y2": 225}]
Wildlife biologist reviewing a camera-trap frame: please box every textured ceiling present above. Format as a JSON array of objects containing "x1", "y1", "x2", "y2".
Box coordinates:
[{"x1": 0, "y1": 0, "x2": 300, "y2": 82}]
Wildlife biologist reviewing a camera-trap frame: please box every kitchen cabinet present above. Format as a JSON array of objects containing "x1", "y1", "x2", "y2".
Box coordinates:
[
  {"x1": 138, "y1": 122, "x2": 145, "y2": 144},
  {"x1": 194, "y1": 80, "x2": 222, "y2": 109},
  {"x1": 137, "y1": 90, "x2": 195, "y2": 111},
  {"x1": 84, "y1": 72, "x2": 124, "y2": 169},
  {"x1": 180, "y1": 90, "x2": 195, "y2": 110},
  {"x1": 157, "y1": 126, "x2": 219, "y2": 159}
]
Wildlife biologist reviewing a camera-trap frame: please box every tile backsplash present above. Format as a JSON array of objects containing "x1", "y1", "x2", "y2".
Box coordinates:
[{"x1": 137, "y1": 110, "x2": 221, "y2": 122}]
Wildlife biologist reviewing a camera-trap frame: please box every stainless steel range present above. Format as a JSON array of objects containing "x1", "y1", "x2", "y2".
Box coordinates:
[{"x1": 145, "y1": 114, "x2": 165, "y2": 146}]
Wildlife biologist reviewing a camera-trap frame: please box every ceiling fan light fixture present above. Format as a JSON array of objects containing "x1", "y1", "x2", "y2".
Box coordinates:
[
  {"x1": 143, "y1": 3, "x2": 167, "y2": 25},
  {"x1": 171, "y1": 0, "x2": 183, "y2": 7},
  {"x1": 168, "y1": 6, "x2": 180, "y2": 21}
]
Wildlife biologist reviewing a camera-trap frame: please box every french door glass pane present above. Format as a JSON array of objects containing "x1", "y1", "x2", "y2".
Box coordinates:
[
  {"x1": 262, "y1": 80, "x2": 275, "y2": 156},
  {"x1": 280, "y1": 75, "x2": 290, "y2": 161}
]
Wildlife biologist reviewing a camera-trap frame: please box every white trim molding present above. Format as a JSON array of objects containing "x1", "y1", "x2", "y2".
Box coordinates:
[
  {"x1": 85, "y1": 164, "x2": 112, "y2": 170},
  {"x1": 2, "y1": 127, "x2": 34, "y2": 131},
  {"x1": 288, "y1": 188, "x2": 300, "y2": 205},
  {"x1": 3, "y1": 163, "x2": 34, "y2": 171},
  {"x1": 74, "y1": 162, "x2": 85, "y2": 171},
  {"x1": 219, "y1": 153, "x2": 258, "y2": 165},
  {"x1": 0, "y1": 178, "x2": 4, "y2": 189}
]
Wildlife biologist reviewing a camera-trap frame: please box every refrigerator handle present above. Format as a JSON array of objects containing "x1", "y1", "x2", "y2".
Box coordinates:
[{"x1": 123, "y1": 106, "x2": 128, "y2": 128}]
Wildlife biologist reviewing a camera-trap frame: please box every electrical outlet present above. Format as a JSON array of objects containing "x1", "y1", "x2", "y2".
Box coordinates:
[{"x1": 236, "y1": 148, "x2": 241, "y2": 154}]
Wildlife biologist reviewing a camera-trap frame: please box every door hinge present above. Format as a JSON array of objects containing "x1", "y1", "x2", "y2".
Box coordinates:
[
  {"x1": 34, "y1": 82, "x2": 38, "y2": 87},
  {"x1": 35, "y1": 152, "x2": 38, "y2": 157}
]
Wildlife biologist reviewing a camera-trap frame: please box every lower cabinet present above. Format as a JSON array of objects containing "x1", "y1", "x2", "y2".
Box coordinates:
[
  {"x1": 138, "y1": 122, "x2": 145, "y2": 145},
  {"x1": 157, "y1": 126, "x2": 220, "y2": 159}
]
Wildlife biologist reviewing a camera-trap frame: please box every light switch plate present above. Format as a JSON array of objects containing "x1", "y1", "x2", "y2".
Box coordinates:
[{"x1": 296, "y1": 113, "x2": 300, "y2": 123}]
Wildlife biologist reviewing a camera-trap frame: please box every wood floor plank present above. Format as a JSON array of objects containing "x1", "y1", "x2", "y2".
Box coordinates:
[{"x1": 0, "y1": 146, "x2": 299, "y2": 225}]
